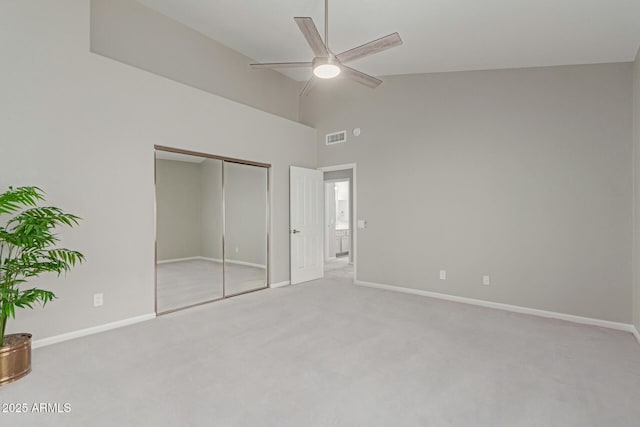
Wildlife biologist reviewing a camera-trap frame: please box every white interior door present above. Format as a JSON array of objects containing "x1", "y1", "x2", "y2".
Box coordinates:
[
  {"x1": 290, "y1": 166, "x2": 324, "y2": 284},
  {"x1": 325, "y1": 182, "x2": 336, "y2": 260}
]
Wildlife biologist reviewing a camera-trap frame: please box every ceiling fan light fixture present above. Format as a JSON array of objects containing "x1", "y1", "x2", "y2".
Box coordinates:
[
  {"x1": 313, "y1": 59, "x2": 342, "y2": 79},
  {"x1": 313, "y1": 63, "x2": 341, "y2": 79},
  {"x1": 250, "y1": 0, "x2": 403, "y2": 95}
]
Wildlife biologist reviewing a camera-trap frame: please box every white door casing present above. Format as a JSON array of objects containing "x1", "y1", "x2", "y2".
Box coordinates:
[
  {"x1": 325, "y1": 182, "x2": 337, "y2": 260},
  {"x1": 290, "y1": 166, "x2": 324, "y2": 284}
]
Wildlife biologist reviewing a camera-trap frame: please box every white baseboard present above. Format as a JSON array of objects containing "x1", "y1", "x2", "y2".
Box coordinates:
[
  {"x1": 158, "y1": 257, "x2": 265, "y2": 269},
  {"x1": 270, "y1": 281, "x2": 290, "y2": 288},
  {"x1": 355, "y1": 280, "x2": 635, "y2": 333},
  {"x1": 225, "y1": 259, "x2": 266, "y2": 269},
  {"x1": 198, "y1": 256, "x2": 223, "y2": 263},
  {"x1": 159, "y1": 256, "x2": 223, "y2": 264},
  {"x1": 32, "y1": 313, "x2": 156, "y2": 349},
  {"x1": 157, "y1": 257, "x2": 200, "y2": 264},
  {"x1": 633, "y1": 326, "x2": 640, "y2": 345}
]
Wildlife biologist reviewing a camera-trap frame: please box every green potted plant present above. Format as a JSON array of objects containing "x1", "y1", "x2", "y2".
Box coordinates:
[{"x1": 0, "y1": 186, "x2": 84, "y2": 386}]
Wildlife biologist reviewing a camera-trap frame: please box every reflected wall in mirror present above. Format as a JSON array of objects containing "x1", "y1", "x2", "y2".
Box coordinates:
[
  {"x1": 224, "y1": 162, "x2": 268, "y2": 296},
  {"x1": 155, "y1": 151, "x2": 223, "y2": 313}
]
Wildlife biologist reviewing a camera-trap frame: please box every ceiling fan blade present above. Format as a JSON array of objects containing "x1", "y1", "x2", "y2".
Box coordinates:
[
  {"x1": 294, "y1": 17, "x2": 329, "y2": 57},
  {"x1": 250, "y1": 62, "x2": 312, "y2": 69},
  {"x1": 300, "y1": 77, "x2": 316, "y2": 97},
  {"x1": 336, "y1": 32, "x2": 403, "y2": 63},
  {"x1": 341, "y1": 66, "x2": 382, "y2": 88}
]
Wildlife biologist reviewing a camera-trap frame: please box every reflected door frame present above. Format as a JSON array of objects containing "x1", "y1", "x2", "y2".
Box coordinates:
[
  {"x1": 324, "y1": 181, "x2": 337, "y2": 261},
  {"x1": 154, "y1": 145, "x2": 271, "y2": 315}
]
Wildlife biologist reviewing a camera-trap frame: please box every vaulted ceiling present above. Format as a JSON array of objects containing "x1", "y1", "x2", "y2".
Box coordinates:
[{"x1": 139, "y1": 0, "x2": 640, "y2": 81}]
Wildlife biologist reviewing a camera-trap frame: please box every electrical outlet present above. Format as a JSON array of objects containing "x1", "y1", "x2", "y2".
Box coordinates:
[
  {"x1": 439, "y1": 270, "x2": 447, "y2": 280},
  {"x1": 93, "y1": 293, "x2": 103, "y2": 307},
  {"x1": 482, "y1": 275, "x2": 491, "y2": 286},
  {"x1": 235, "y1": 247, "x2": 239, "y2": 253}
]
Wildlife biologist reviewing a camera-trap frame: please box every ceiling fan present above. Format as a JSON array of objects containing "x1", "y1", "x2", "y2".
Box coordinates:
[{"x1": 250, "y1": 0, "x2": 403, "y2": 96}]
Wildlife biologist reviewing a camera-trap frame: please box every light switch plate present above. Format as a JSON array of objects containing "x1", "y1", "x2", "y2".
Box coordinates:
[{"x1": 357, "y1": 219, "x2": 367, "y2": 229}]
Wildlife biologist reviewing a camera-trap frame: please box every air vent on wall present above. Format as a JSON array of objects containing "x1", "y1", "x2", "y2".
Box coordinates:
[{"x1": 326, "y1": 131, "x2": 347, "y2": 145}]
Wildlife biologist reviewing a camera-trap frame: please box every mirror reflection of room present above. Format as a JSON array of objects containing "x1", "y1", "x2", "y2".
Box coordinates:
[
  {"x1": 223, "y1": 161, "x2": 268, "y2": 297},
  {"x1": 155, "y1": 149, "x2": 269, "y2": 313},
  {"x1": 155, "y1": 152, "x2": 224, "y2": 313}
]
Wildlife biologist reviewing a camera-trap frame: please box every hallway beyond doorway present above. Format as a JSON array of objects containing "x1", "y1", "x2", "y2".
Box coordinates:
[{"x1": 325, "y1": 257, "x2": 353, "y2": 281}]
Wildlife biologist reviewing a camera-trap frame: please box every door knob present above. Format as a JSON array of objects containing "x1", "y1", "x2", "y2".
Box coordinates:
[{"x1": 291, "y1": 229, "x2": 301, "y2": 234}]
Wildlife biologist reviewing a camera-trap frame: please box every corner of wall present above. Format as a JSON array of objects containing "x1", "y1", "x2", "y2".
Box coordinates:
[
  {"x1": 633, "y1": 45, "x2": 640, "y2": 334},
  {"x1": 90, "y1": 0, "x2": 302, "y2": 123}
]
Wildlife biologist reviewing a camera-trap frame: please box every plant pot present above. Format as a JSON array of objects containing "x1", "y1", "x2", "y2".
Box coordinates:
[{"x1": 0, "y1": 333, "x2": 32, "y2": 386}]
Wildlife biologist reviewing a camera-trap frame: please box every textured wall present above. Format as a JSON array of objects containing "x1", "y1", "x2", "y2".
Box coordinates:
[
  {"x1": 199, "y1": 158, "x2": 223, "y2": 260},
  {"x1": 302, "y1": 63, "x2": 633, "y2": 322},
  {"x1": 156, "y1": 159, "x2": 203, "y2": 261},
  {"x1": 90, "y1": 0, "x2": 300, "y2": 121},
  {"x1": 224, "y1": 162, "x2": 268, "y2": 266},
  {"x1": 1, "y1": 0, "x2": 316, "y2": 340}
]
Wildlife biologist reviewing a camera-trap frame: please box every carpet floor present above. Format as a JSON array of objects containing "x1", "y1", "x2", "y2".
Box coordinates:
[
  {"x1": 157, "y1": 259, "x2": 266, "y2": 312},
  {"x1": 324, "y1": 257, "x2": 353, "y2": 281},
  {"x1": 1, "y1": 271, "x2": 639, "y2": 426}
]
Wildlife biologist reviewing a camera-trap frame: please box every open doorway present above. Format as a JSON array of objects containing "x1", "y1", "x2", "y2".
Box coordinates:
[{"x1": 322, "y1": 168, "x2": 355, "y2": 281}]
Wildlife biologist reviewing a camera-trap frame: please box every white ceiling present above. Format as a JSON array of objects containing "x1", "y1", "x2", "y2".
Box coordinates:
[{"x1": 139, "y1": 0, "x2": 640, "y2": 82}]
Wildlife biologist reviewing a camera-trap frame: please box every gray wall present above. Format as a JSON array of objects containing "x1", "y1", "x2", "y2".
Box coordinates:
[
  {"x1": 200, "y1": 159, "x2": 223, "y2": 260},
  {"x1": 1, "y1": 0, "x2": 316, "y2": 341},
  {"x1": 224, "y1": 163, "x2": 268, "y2": 266},
  {"x1": 155, "y1": 158, "x2": 226, "y2": 262},
  {"x1": 301, "y1": 63, "x2": 633, "y2": 323},
  {"x1": 156, "y1": 159, "x2": 203, "y2": 260},
  {"x1": 634, "y1": 48, "x2": 640, "y2": 332},
  {"x1": 90, "y1": 0, "x2": 300, "y2": 122},
  {"x1": 156, "y1": 157, "x2": 266, "y2": 265}
]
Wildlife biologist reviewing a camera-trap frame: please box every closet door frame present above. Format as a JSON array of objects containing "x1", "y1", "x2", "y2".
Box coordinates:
[{"x1": 154, "y1": 145, "x2": 271, "y2": 315}]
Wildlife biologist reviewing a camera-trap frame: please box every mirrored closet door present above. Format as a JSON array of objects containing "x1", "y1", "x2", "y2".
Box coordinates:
[
  {"x1": 224, "y1": 162, "x2": 268, "y2": 296},
  {"x1": 154, "y1": 147, "x2": 269, "y2": 314}
]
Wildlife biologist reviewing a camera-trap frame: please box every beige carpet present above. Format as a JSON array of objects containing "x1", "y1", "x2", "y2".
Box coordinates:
[
  {"x1": 325, "y1": 257, "x2": 353, "y2": 280},
  {"x1": 2, "y1": 274, "x2": 640, "y2": 426}
]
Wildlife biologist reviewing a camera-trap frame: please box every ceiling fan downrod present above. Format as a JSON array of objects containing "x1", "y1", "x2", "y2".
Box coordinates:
[{"x1": 325, "y1": 0, "x2": 329, "y2": 49}]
